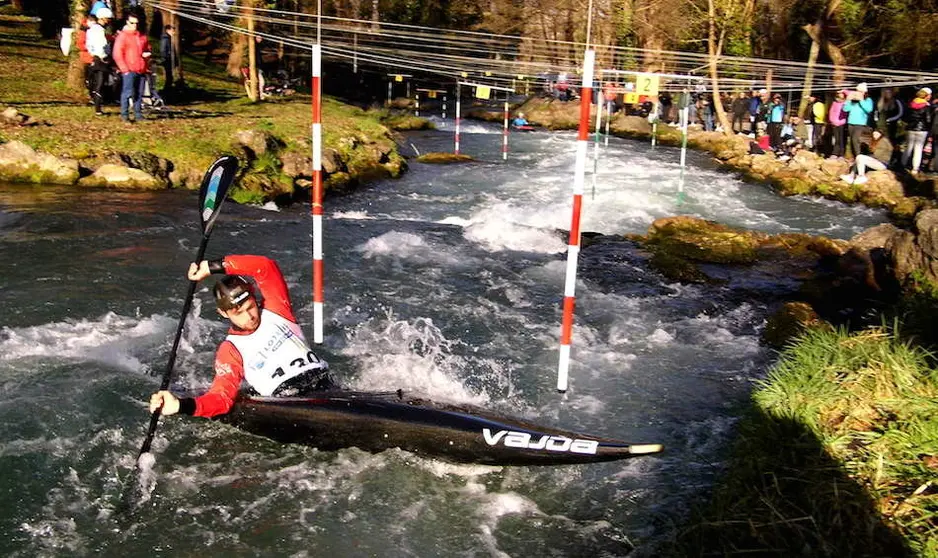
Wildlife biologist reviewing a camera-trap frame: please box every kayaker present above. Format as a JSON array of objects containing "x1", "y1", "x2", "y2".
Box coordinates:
[
  {"x1": 149, "y1": 254, "x2": 332, "y2": 418},
  {"x1": 512, "y1": 113, "x2": 530, "y2": 128}
]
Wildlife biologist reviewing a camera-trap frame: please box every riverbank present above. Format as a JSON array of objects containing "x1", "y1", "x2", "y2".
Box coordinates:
[{"x1": 0, "y1": 19, "x2": 405, "y2": 203}]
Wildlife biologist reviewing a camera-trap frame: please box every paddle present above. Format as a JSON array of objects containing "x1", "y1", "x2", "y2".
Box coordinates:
[{"x1": 135, "y1": 155, "x2": 239, "y2": 461}]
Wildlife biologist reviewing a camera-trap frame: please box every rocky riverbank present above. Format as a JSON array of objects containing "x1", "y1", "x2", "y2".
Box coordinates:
[
  {"x1": 581, "y1": 209, "x2": 938, "y2": 348},
  {"x1": 0, "y1": 104, "x2": 407, "y2": 204}
]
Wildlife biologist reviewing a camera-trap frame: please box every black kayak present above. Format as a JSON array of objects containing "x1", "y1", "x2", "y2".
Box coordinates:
[{"x1": 217, "y1": 390, "x2": 663, "y2": 466}]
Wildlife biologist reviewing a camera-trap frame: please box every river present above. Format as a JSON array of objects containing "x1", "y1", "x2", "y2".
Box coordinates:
[{"x1": 0, "y1": 122, "x2": 887, "y2": 557}]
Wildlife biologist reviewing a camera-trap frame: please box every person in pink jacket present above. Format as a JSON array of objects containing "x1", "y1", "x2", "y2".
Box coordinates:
[
  {"x1": 112, "y1": 14, "x2": 151, "y2": 122},
  {"x1": 828, "y1": 91, "x2": 847, "y2": 159}
]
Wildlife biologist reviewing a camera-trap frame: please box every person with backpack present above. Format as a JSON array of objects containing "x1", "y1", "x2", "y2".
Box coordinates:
[
  {"x1": 803, "y1": 93, "x2": 826, "y2": 152},
  {"x1": 903, "y1": 87, "x2": 932, "y2": 175}
]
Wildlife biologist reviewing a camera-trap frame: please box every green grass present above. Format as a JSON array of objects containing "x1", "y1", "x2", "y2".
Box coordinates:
[
  {"x1": 668, "y1": 326, "x2": 938, "y2": 557},
  {"x1": 0, "y1": 18, "x2": 402, "y2": 194}
]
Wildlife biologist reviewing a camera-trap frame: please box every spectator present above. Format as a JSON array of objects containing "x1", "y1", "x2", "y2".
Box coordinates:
[
  {"x1": 748, "y1": 89, "x2": 764, "y2": 135},
  {"x1": 159, "y1": 25, "x2": 178, "y2": 94},
  {"x1": 767, "y1": 94, "x2": 785, "y2": 149},
  {"x1": 828, "y1": 90, "x2": 848, "y2": 159},
  {"x1": 731, "y1": 92, "x2": 749, "y2": 134},
  {"x1": 928, "y1": 96, "x2": 938, "y2": 172},
  {"x1": 902, "y1": 87, "x2": 932, "y2": 175},
  {"x1": 112, "y1": 14, "x2": 151, "y2": 123},
  {"x1": 841, "y1": 130, "x2": 893, "y2": 185},
  {"x1": 842, "y1": 82, "x2": 874, "y2": 159},
  {"x1": 876, "y1": 87, "x2": 903, "y2": 164},
  {"x1": 89, "y1": 0, "x2": 112, "y2": 17},
  {"x1": 803, "y1": 94, "x2": 826, "y2": 152},
  {"x1": 700, "y1": 95, "x2": 714, "y2": 131},
  {"x1": 85, "y1": 10, "x2": 112, "y2": 116}
]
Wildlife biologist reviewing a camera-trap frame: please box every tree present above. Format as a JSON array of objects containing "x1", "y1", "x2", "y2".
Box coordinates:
[
  {"x1": 703, "y1": 0, "x2": 755, "y2": 136},
  {"x1": 65, "y1": 0, "x2": 89, "y2": 92}
]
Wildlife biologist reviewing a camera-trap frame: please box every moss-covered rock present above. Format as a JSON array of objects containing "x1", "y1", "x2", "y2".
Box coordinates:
[
  {"x1": 415, "y1": 152, "x2": 474, "y2": 164},
  {"x1": 382, "y1": 114, "x2": 435, "y2": 131},
  {"x1": 646, "y1": 215, "x2": 763, "y2": 264},
  {"x1": 0, "y1": 140, "x2": 79, "y2": 184},
  {"x1": 762, "y1": 301, "x2": 832, "y2": 348}
]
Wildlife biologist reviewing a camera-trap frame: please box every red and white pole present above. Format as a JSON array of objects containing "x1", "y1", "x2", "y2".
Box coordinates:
[
  {"x1": 454, "y1": 82, "x2": 461, "y2": 155},
  {"x1": 502, "y1": 92, "x2": 509, "y2": 161},
  {"x1": 557, "y1": 48, "x2": 595, "y2": 393},
  {"x1": 311, "y1": 44, "x2": 324, "y2": 343}
]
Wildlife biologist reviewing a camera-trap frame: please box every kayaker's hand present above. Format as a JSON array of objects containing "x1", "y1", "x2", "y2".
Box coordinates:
[
  {"x1": 149, "y1": 390, "x2": 180, "y2": 415},
  {"x1": 187, "y1": 260, "x2": 211, "y2": 282}
]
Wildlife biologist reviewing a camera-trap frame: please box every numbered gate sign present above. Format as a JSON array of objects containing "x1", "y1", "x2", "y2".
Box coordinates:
[
  {"x1": 475, "y1": 86, "x2": 491, "y2": 100},
  {"x1": 395, "y1": 74, "x2": 403, "y2": 82},
  {"x1": 636, "y1": 73, "x2": 659, "y2": 97},
  {"x1": 624, "y1": 92, "x2": 640, "y2": 105}
]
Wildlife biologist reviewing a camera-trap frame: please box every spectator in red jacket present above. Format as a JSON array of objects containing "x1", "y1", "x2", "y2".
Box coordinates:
[
  {"x1": 112, "y1": 14, "x2": 151, "y2": 122},
  {"x1": 149, "y1": 255, "x2": 332, "y2": 419}
]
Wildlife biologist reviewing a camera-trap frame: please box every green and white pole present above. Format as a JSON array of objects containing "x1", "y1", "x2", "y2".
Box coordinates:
[{"x1": 678, "y1": 105, "x2": 689, "y2": 204}]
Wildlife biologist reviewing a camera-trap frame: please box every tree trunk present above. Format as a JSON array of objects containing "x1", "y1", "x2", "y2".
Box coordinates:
[
  {"x1": 799, "y1": 30, "x2": 821, "y2": 116},
  {"x1": 247, "y1": 7, "x2": 259, "y2": 102},
  {"x1": 802, "y1": 0, "x2": 846, "y2": 86},
  {"x1": 65, "y1": 0, "x2": 89, "y2": 92},
  {"x1": 707, "y1": 0, "x2": 733, "y2": 136},
  {"x1": 227, "y1": 32, "x2": 246, "y2": 78}
]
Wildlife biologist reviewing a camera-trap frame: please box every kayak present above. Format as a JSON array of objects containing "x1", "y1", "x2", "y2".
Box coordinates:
[
  {"x1": 513, "y1": 125, "x2": 535, "y2": 131},
  {"x1": 218, "y1": 390, "x2": 663, "y2": 466}
]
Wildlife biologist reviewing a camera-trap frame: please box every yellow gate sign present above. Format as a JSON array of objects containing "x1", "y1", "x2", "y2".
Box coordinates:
[
  {"x1": 475, "y1": 86, "x2": 491, "y2": 100},
  {"x1": 395, "y1": 74, "x2": 403, "y2": 82},
  {"x1": 636, "y1": 73, "x2": 659, "y2": 96},
  {"x1": 624, "y1": 92, "x2": 640, "y2": 104},
  {"x1": 428, "y1": 91, "x2": 437, "y2": 99}
]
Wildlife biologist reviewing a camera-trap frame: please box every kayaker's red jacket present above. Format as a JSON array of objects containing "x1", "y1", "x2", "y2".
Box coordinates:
[
  {"x1": 112, "y1": 28, "x2": 150, "y2": 74},
  {"x1": 188, "y1": 255, "x2": 299, "y2": 418}
]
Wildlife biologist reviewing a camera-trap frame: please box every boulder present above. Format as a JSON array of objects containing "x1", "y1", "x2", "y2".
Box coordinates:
[
  {"x1": 119, "y1": 151, "x2": 173, "y2": 186},
  {"x1": 235, "y1": 129, "x2": 279, "y2": 157},
  {"x1": 762, "y1": 302, "x2": 831, "y2": 348},
  {"x1": 0, "y1": 140, "x2": 79, "y2": 184},
  {"x1": 416, "y1": 152, "x2": 474, "y2": 164},
  {"x1": 77, "y1": 164, "x2": 162, "y2": 189}
]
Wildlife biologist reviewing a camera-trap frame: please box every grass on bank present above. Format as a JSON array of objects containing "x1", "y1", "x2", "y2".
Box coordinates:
[
  {"x1": 0, "y1": 18, "x2": 398, "y2": 196},
  {"x1": 669, "y1": 326, "x2": 938, "y2": 557}
]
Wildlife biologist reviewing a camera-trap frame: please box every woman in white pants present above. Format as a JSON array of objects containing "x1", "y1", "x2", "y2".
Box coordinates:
[
  {"x1": 842, "y1": 130, "x2": 893, "y2": 185},
  {"x1": 902, "y1": 88, "x2": 932, "y2": 175}
]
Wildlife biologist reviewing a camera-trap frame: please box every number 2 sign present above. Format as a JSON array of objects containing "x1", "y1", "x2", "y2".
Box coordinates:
[{"x1": 636, "y1": 73, "x2": 659, "y2": 96}]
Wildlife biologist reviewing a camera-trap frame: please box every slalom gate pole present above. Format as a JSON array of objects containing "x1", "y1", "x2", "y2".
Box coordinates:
[
  {"x1": 557, "y1": 48, "x2": 595, "y2": 393},
  {"x1": 442, "y1": 94, "x2": 447, "y2": 120},
  {"x1": 387, "y1": 80, "x2": 392, "y2": 107},
  {"x1": 455, "y1": 82, "x2": 461, "y2": 154},
  {"x1": 652, "y1": 120, "x2": 657, "y2": 147},
  {"x1": 604, "y1": 101, "x2": 611, "y2": 146},
  {"x1": 415, "y1": 92, "x2": 420, "y2": 117},
  {"x1": 591, "y1": 92, "x2": 602, "y2": 198},
  {"x1": 311, "y1": 44, "x2": 324, "y2": 343},
  {"x1": 502, "y1": 92, "x2": 509, "y2": 161},
  {"x1": 678, "y1": 105, "x2": 688, "y2": 203}
]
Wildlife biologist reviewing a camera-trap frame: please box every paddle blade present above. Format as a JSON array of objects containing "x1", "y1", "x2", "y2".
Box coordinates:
[{"x1": 198, "y1": 156, "x2": 239, "y2": 235}]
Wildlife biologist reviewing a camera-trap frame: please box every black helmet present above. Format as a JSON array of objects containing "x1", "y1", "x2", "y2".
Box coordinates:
[{"x1": 214, "y1": 275, "x2": 255, "y2": 310}]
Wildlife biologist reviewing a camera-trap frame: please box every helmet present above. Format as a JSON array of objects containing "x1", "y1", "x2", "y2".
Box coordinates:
[
  {"x1": 96, "y1": 7, "x2": 113, "y2": 18},
  {"x1": 214, "y1": 275, "x2": 255, "y2": 311}
]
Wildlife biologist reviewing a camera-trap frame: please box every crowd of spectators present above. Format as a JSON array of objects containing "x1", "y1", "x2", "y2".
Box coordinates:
[{"x1": 74, "y1": 0, "x2": 177, "y2": 122}]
